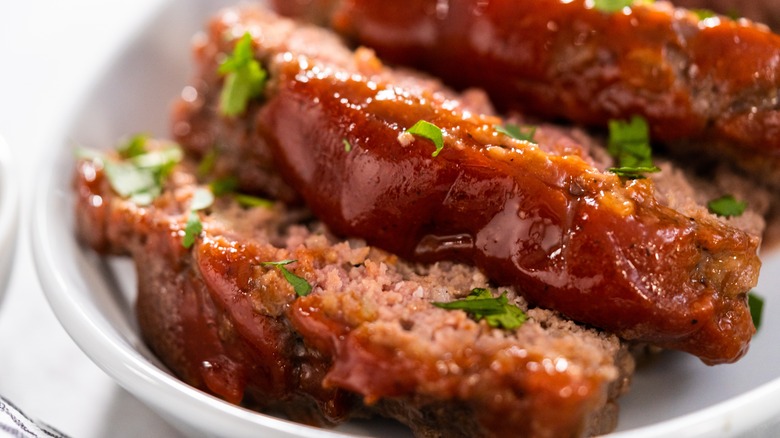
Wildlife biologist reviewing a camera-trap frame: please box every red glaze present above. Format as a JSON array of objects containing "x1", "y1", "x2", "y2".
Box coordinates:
[
  {"x1": 259, "y1": 56, "x2": 760, "y2": 364},
  {"x1": 74, "y1": 158, "x2": 627, "y2": 436},
  {"x1": 328, "y1": 0, "x2": 780, "y2": 185},
  {"x1": 289, "y1": 295, "x2": 609, "y2": 437}
]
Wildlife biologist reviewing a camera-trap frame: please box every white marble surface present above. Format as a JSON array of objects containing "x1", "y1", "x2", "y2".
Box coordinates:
[{"x1": 0, "y1": 1, "x2": 181, "y2": 436}]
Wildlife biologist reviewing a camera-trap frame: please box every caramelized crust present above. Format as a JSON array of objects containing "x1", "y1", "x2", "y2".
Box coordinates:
[{"x1": 172, "y1": 6, "x2": 760, "y2": 364}]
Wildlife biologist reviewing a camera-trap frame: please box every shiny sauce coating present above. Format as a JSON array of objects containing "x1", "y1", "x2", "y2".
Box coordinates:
[
  {"x1": 327, "y1": 0, "x2": 780, "y2": 186},
  {"x1": 259, "y1": 56, "x2": 760, "y2": 364}
]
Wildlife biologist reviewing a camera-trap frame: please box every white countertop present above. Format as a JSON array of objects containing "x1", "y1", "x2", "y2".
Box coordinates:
[{"x1": 0, "y1": 1, "x2": 181, "y2": 436}]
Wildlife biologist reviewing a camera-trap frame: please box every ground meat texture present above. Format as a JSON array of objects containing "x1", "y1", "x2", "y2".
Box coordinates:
[
  {"x1": 73, "y1": 158, "x2": 633, "y2": 438},
  {"x1": 172, "y1": 6, "x2": 760, "y2": 364},
  {"x1": 282, "y1": 0, "x2": 780, "y2": 189}
]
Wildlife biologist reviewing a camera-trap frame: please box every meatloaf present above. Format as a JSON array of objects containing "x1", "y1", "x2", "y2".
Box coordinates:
[
  {"x1": 275, "y1": 0, "x2": 780, "y2": 190},
  {"x1": 171, "y1": 5, "x2": 762, "y2": 364},
  {"x1": 74, "y1": 149, "x2": 634, "y2": 437}
]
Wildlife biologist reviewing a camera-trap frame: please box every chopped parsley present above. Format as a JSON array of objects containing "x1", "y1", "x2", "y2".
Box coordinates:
[
  {"x1": 707, "y1": 195, "x2": 747, "y2": 218},
  {"x1": 495, "y1": 123, "x2": 537, "y2": 144},
  {"x1": 593, "y1": 0, "x2": 653, "y2": 13},
  {"x1": 343, "y1": 138, "x2": 352, "y2": 152},
  {"x1": 182, "y1": 187, "x2": 214, "y2": 249},
  {"x1": 406, "y1": 120, "x2": 444, "y2": 157},
  {"x1": 86, "y1": 138, "x2": 183, "y2": 206},
  {"x1": 606, "y1": 116, "x2": 660, "y2": 179},
  {"x1": 182, "y1": 211, "x2": 203, "y2": 249},
  {"x1": 207, "y1": 176, "x2": 274, "y2": 208},
  {"x1": 209, "y1": 176, "x2": 239, "y2": 196},
  {"x1": 261, "y1": 260, "x2": 312, "y2": 296},
  {"x1": 234, "y1": 193, "x2": 275, "y2": 209},
  {"x1": 190, "y1": 187, "x2": 215, "y2": 211},
  {"x1": 433, "y1": 288, "x2": 527, "y2": 330},
  {"x1": 748, "y1": 292, "x2": 764, "y2": 331},
  {"x1": 692, "y1": 8, "x2": 716, "y2": 20},
  {"x1": 197, "y1": 148, "x2": 219, "y2": 178},
  {"x1": 117, "y1": 133, "x2": 149, "y2": 159},
  {"x1": 219, "y1": 32, "x2": 268, "y2": 117}
]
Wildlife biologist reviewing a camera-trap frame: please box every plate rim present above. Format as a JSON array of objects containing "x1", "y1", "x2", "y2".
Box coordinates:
[{"x1": 0, "y1": 134, "x2": 19, "y2": 303}]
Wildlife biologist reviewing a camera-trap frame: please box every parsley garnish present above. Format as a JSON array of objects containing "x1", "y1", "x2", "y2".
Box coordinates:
[
  {"x1": 433, "y1": 288, "x2": 527, "y2": 330},
  {"x1": 606, "y1": 116, "x2": 660, "y2": 179},
  {"x1": 406, "y1": 120, "x2": 444, "y2": 157},
  {"x1": 692, "y1": 8, "x2": 716, "y2": 20},
  {"x1": 593, "y1": 0, "x2": 653, "y2": 13},
  {"x1": 219, "y1": 32, "x2": 268, "y2": 117},
  {"x1": 495, "y1": 123, "x2": 537, "y2": 144},
  {"x1": 707, "y1": 195, "x2": 747, "y2": 218},
  {"x1": 118, "y1": 134, "x2": 149, "y2": 159},
  {"x1": 234, "y1": 194, "x2": 275, "y2": 209},
  {"x1": 748, "y1": 292, "x2": 764, "y2": 331},
  {"x1": 343, "y1": 138, "x2": 352, "y2": 152},
  {"x1": 197, "y1": 148, "x2": 219, "y2": 178},
  {"x1": 182, "y1": 187, "x2": 214, "y2": 249},
  {"x1": 209, "y1": 176, "x2": 239, "y2": 197},
  {"x1": 208, "y1": 177, "x2": 274, "y2": 208},
  {"x1": 190, "y1": 187, "x2": 215, "y2": 211},
  {"x1": 261, "y1": 260, "x2": 312, "y2": 296},
  {"x1": 97, "y1": 141, "x2": 183, "y2": 206},
  {"x1": 182, "y1": 211, "x2": 203, "y2": 249}
]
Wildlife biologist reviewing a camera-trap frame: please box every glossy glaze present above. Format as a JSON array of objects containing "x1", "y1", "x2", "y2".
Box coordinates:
[
  {"x1": 259, "y1": 54, "x2": 760, "y2": 364},
  {"x1": 74, "y1": 159, "x2": 627, "y2": 436},
  {"x1": 327, "y1": 0, "x2": 780, "y2": 185}
]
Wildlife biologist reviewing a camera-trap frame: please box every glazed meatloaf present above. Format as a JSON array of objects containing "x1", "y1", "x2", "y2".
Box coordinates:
[
  {"x1": 74, "y1": 149, "x2": 634, "y2": 437},
  {"x1": 172, "y1": 5, "x2": 763, "y2": 364},
  {"x1": 276, "y1": 0, "x2": 780, "y2": 190}
]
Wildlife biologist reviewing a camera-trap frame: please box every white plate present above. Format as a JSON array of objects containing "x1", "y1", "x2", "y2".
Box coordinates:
[
  {"x1": 0, "y1": 134, "x2": 18, "y2": 306},
  {"x1": 29, "y1": 0, "x2": 780, "y2": 436}
]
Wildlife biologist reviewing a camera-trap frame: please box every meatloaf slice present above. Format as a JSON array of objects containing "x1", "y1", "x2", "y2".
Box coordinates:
[
  {"x1": 74, "y1": 151, "x2": 633, "y2": 438},
  {"x1": 171, "y1": 5, "x2": 762, "y2": 364},
  {"x1": 305, "y1": 0, "x2": 780, "y2": 190}
]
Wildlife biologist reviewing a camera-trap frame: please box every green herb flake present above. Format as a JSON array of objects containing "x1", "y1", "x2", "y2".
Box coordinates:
[
  {"x1": 219, "y1": 32, "x2": 268, "y2": 117},
  {"x1": 343, "y1": 138, "x2": 352, "y2": 152},
  {"x1": 103, "y1": 161, "x2": 158, "y2": 199},
  {"x1": 197, "y1": 148, "x2": 219, "y2": 178},
  {"x1": 130, "y1": 146, "x2": 183, "y2": 170},
  {"x1": 261, "y1": 260, "x2": 312, "y2": 296},
  {"x1": 748, "y1": 292, "x2": 764, "y2": 331},
  {"x1": 406, "y1": 120, "x2": 445, "y2": 157},
  {"x1": 190, "y1": 187, "x2": 215, "y2": 211},
  {"x1": 118, "y1": 134, "x2": 149, "y2": 158},
  {"x1": 606, "y1": 116, "x2": 660, "y2": 179},
  {"x1": 692, "y1": 8, "x2": 716, "y2": 20},
  {"x1": 180, "y1": 187, "x2": 214, "y2": 249},
  {"x1": 182, "y1": 210, "x2": 203, "y2": 249},
  {"x1": 433, "y1": 288, "x2": 527, "y2": 330},
  {"x1": 206, "y1": 176, "x2": 274, "y2": 209},
  {"x1": 83, "y1": 140, "x2": 182, "y2": 207},
  {"x1": 209, "y1": 176, "x2": 239, "y2": 197},
  {"x1": 234, "y1": 193, "x2": 275, "y2": 209},
  {"x1": 495, "y1": 123, "x2": 537, "y2": 144},
  {"x1": 608, "y1": 165, "x2": 661, "y2": 178},
  {"x1": 707, "y1": 195, "x2": 747, "y2": 218},
  {"x1": 593, "y1": 0, "x2": 653, "y2": 13},
  {"x1": 75, "y1": 147, "x2": 106, "y2": 162}
]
